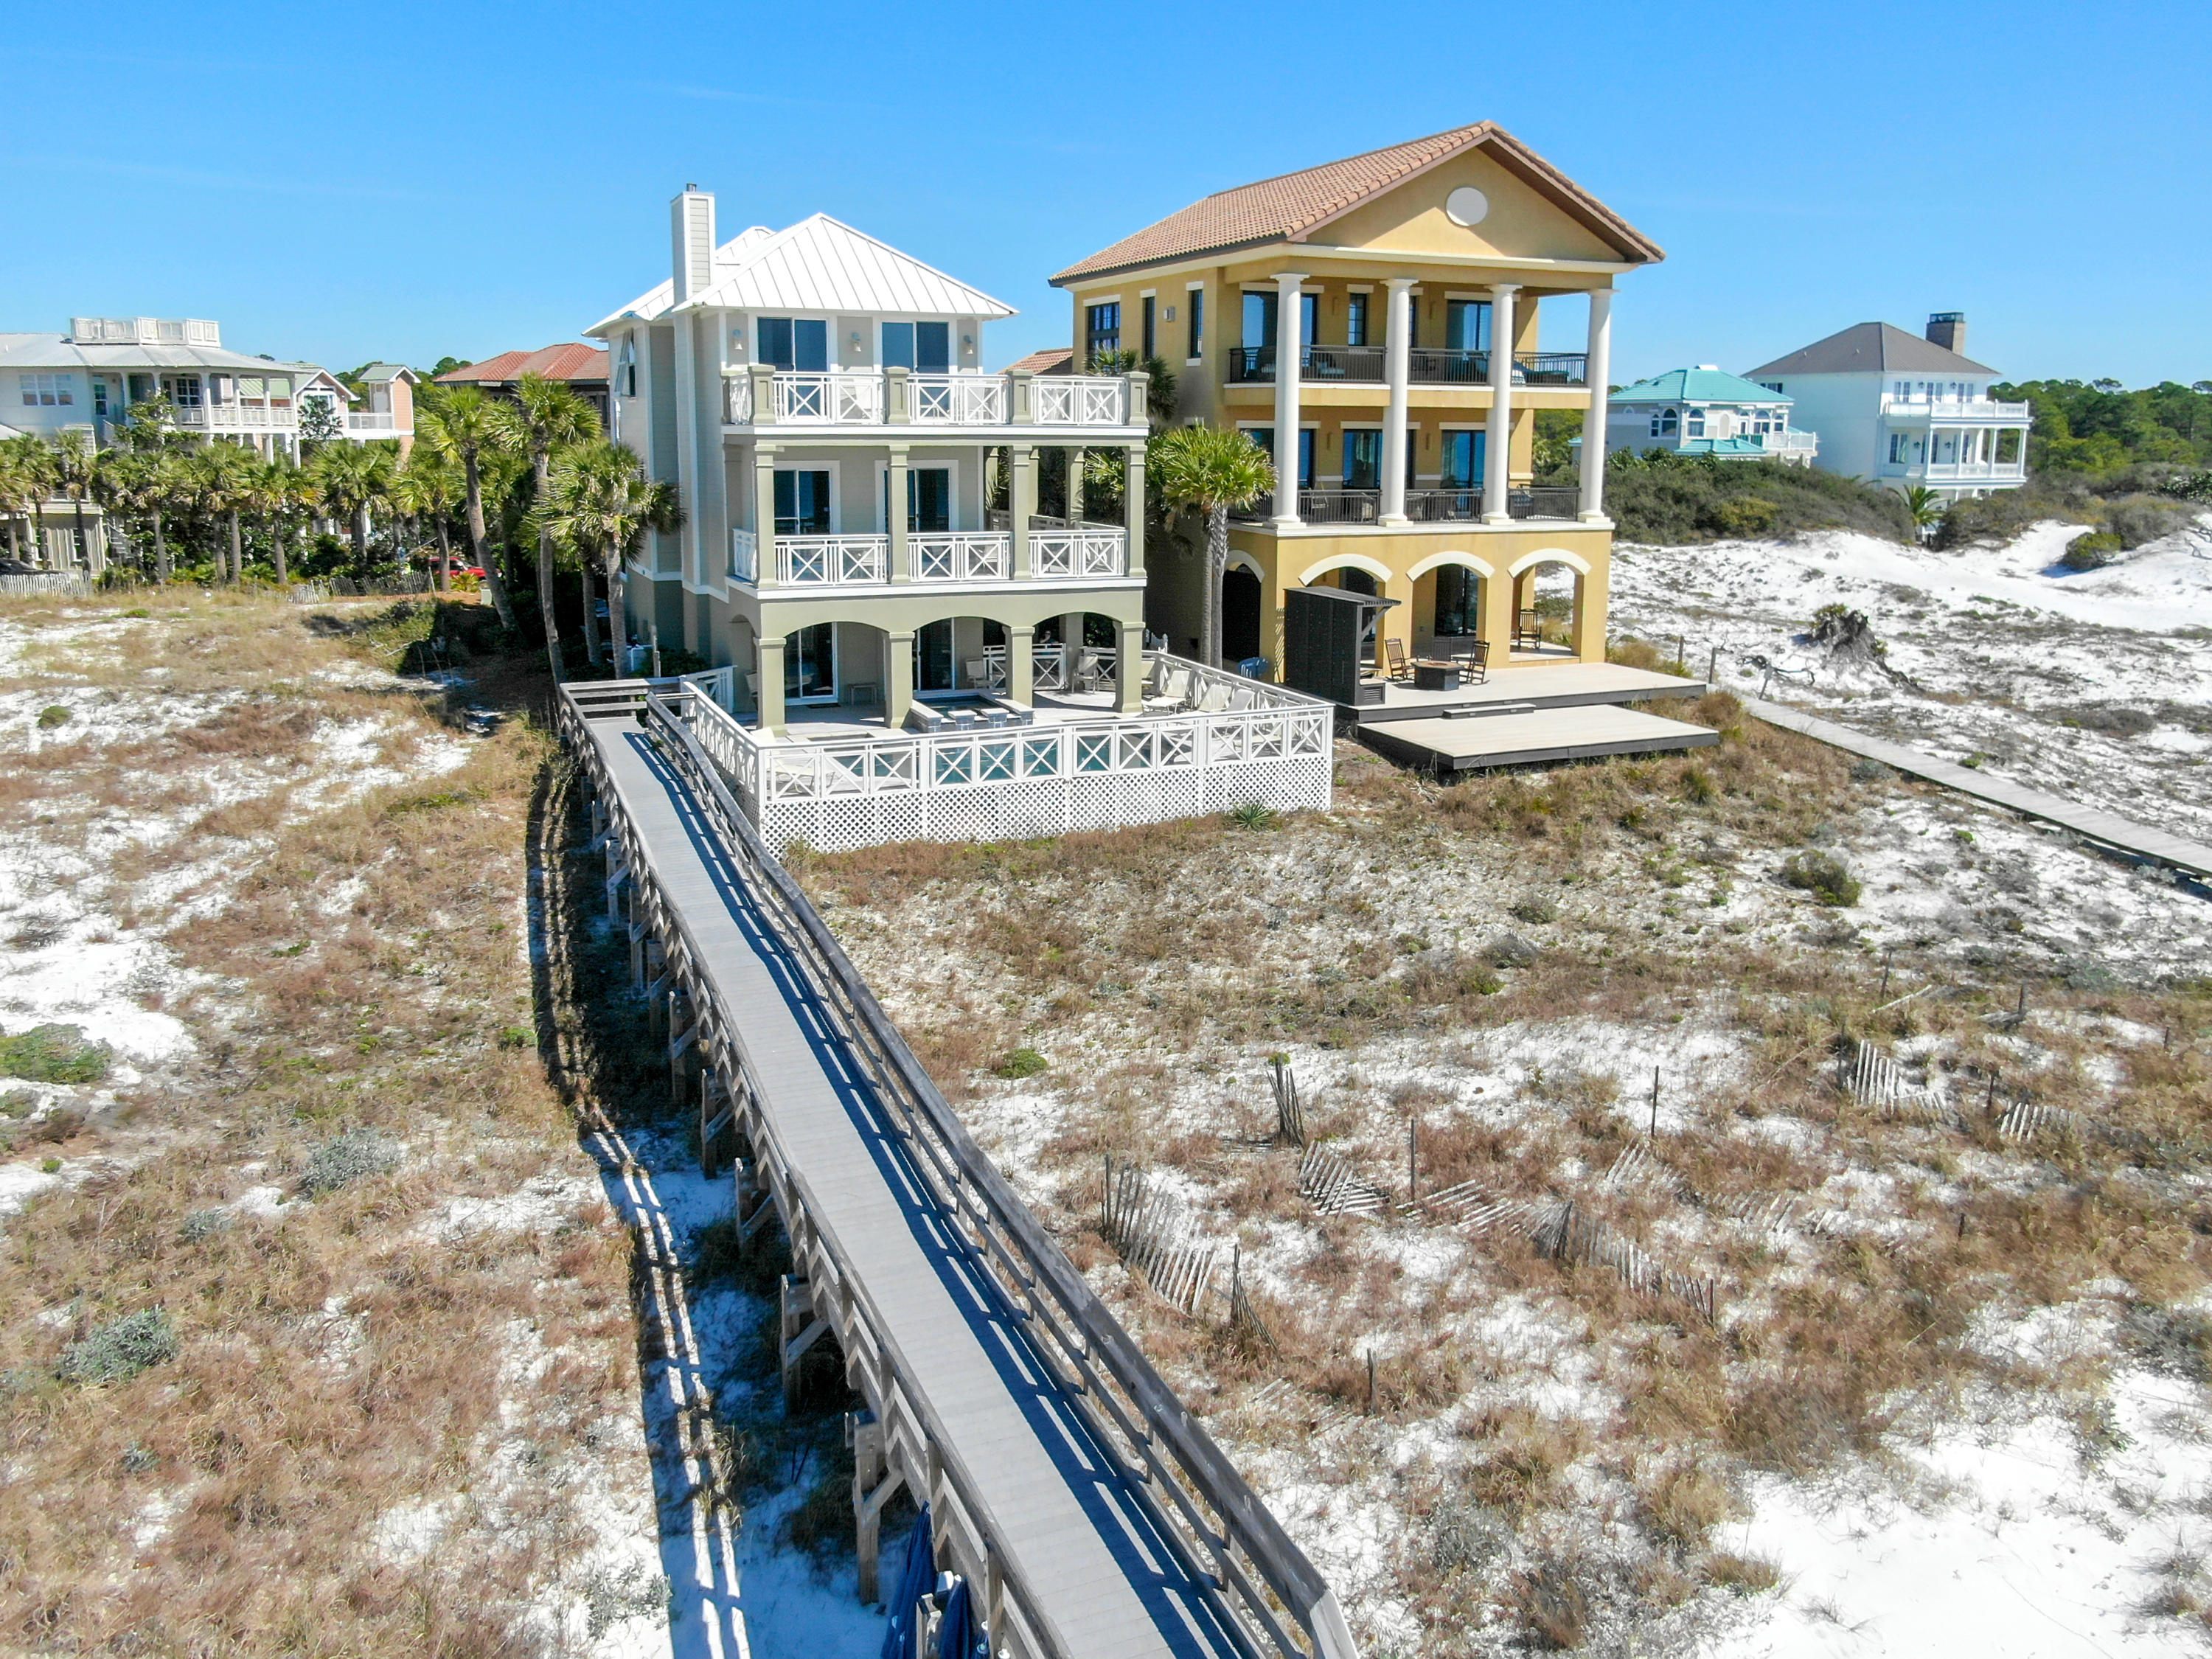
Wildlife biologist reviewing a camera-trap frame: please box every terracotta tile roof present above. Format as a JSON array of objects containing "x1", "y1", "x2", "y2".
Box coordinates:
[
  {"x1": 1051, "y1": 122, "x2": 1660, "y2": 283},
  {"x1": 435, "y1": 342, "x2": 609, "y2": 386},
  {"x1": 1001, "y1": 347, "x2": 1074, "y2": 376}
]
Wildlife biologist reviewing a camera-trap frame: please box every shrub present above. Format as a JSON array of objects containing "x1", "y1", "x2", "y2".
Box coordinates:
[
  {"x1": 1225, "y1": 802, "x2": 1281, "y2": 830},
  {"x1": 60, "y1": 1309, "x2": 177, "y2": 1385},
  {"x1": 299, "y1": 1127, "x2": 400, "y2": 1197},
  {"x1": 992, "y1": 1047, "x2": 1048, "y2": 1080},
  {"x1": 1715, "y1": 496, "x2": 1778, "y2": 538},
  {"x1": 1508, "y1": 893, "x2": 1559, "y2": 925},
  {"x1": 1606, "y1": 453, "x2": 1913, "y2": 545},
  {"x1": 2061, "y1": 532, "x2": 2122, "y2": 571},
  {"x1": 2102, "y1": 493, "x2": 2197, "y2": 549},
  {"x1": 36, "y1": 706, "x2": 70, "y2": 729},
  {"x1": 1780, "y1": 850, "x2": 1860, "y2": 906},
  {"x1": 179, "y1": 1208, "x2": 232, "y2": 1243},
  {"x1": 0, "y1": 1024, "x2": 111, "y2": 1085}
]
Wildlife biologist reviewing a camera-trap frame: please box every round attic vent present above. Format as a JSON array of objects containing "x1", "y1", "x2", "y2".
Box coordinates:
[{"x1": 1444, "y1": 187, "x2": 1489, "y2": 226}]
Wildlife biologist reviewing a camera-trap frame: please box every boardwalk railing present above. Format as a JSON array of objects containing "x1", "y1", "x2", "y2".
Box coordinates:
[{"x1": 559, "y1": 681, "x2": 1357, "y2": 1659}]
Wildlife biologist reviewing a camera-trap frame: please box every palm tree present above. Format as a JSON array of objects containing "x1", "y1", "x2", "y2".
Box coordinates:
[
  {"x1": 391, "y1": 454, "x2": 462, "y2": 594},
  {"x1": 244, "y1": 456, "x2": 310, "y2": 586},
  {"x1": 497, "y1": 372, "x2": 602, "y2": 680},
  {"x1": 310, "y1": 443, "x2": 397, "y2": 580},
  {"x1": 416, "y1": 386, "x2": 518, "y2": 630},
  {"x1": 192, "y1": 442, "x2": 259, "y2": 582},
  {"x1": 1149, "y1": 425, "x2": 1276, "y2": 668},
  {"x1": 1088, "y1": 347, "x2": 1180, "y2": 429},
  {"x1": 538, "y1": 440, "x2": 682, "y2": 671},
  {"x1": 0, "y1": 438, "x2": 49, "y2": 564},
  {"x1": 1902, "y1": 485, "x2": 1945, "y2": 541},
  {"x1": 48, "y1": 431, "x2": 100, "y2": 571}
]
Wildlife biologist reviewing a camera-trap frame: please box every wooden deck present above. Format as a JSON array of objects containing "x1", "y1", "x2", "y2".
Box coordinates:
[
  {"x1": 1352, "y1": 661, "x2": 1705, "y2": 726},
  {"x1": 584, "y1": 714, "x2": 1253, "y2": 1659},
  {"x1": 1745, "y1": 698, "x2": 2212, "y2": 882},
  {"x1": 1356, "y1": 701, "x2": 1719, "y2": 774}
]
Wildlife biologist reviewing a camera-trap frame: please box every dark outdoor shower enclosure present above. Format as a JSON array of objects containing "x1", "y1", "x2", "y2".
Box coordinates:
[{"x1": 1282, "y1": 585, "x2": 1399, "y2": 707}]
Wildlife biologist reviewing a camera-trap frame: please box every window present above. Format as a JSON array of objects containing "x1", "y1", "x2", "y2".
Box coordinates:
[
  {"x1": 165, "y1": 375, "x2": 202, "y2": 408},
  {"x1": 1433, "y1": 564, "x2": 1479, "y2": 637},
  {"x1": 1445, "y1": 299, "x2": 1491, "y2": 354},
  {"x1": 1186, "y1": 288, "x2": 1203, "y2": 361},
  {"x1": 1440, "y1": 430, "x2": 1486, "y2": 489},
  {"x1": 1658, "y1": 408, "x2": 1677, "y2": 436},
  {"x1": 618, "y1": 338, "x2": 638, "y2": 397},
  {"x1": 1761, "y1": 381, "x2": 1784, "y2": 394},
  {"x1": 1405, "y1": 294, "x2": 1418, "y2": 349},
  {"x1": 1242, "y1": 291, "x2": 1275, "y2": 349},
  {"x1": 758, "y1": 318, "x2": 828, "y2": 372},
  {"x1": 1085, "y1": 302, "x2": 1120, "y2": 361},
  {"x1": 885, "y1": 466, "x2": 952, "y2": 532},
  {"x1": 93, "y1": 380, "x2": 110, "y2": 419},
  {"x1": 773, "y1": 470, "x2": 832, "y2": 535},
  {"x1": 916, "y1": 322, "x2": 948, "y2": 374},
  {"x1": 881, "y1": 322, "x2": 914, "y2": 369},
  {"x1": 1245, "y1": 427, "x2": 1314, "y2": 488},
  {"x1": 1888, "y1": 433, "x2": 1910, "y2": 465},
  {"x1": 1346, "y1": 293, "x2": 1369, "y2": 347},
  {"x1": 1299, "y1": 292, "x2": 1316, "y2": 347},
  {"x1": 1686, "y1": 408, "x2": 1706, "y2": 438},
  {"x1": 785, "y1": 622, "x2": 836, "y2": 702},
  {"x1": 1141, "y1": 296, "x2": 1155, "y2": 361},
  {"x1": 18, "y1": 373, "x2": 73, "y2": 407},
  {"x1": 1342, "y1": 429, "x2": 1382, "y2": 489}
]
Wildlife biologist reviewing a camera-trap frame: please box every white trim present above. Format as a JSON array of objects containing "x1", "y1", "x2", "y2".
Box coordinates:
[
  {"x1": 1296, "y1": 552, "x2": 1394, "y2": 586},
  {"x1": 1507, "y1": 546, "x2": 1591, "y2": 577},
  {"x1": 1185, "y1": 279, "x2": 1206, "y2": 291},
  {"x1": 1056, "y1": 248, "x2": 1633, "y2": 296},
  {"x1": 1406, "y1": 550, "x2": 1496, "y2": 581},
  {"x1": 1225, "y1": 550, "x2": 1266, "y2": 580}
]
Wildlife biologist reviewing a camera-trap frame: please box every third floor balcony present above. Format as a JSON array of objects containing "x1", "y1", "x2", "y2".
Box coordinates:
[
  {"x1": 1225, "y1": 347, "x2": 1588, "y2": 389},
  {"x1": 723, "y1": 369, "x2": 1135, "y2": 431}
]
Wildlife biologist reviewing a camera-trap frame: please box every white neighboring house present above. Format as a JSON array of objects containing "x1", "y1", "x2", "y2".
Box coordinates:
[
  {"x1": 0, "y1": 319, "x2": 414, "y2": 569},
  {"x1": 1745, "y1": 313, "x2": 2030, "y2": 502},
  {"x1": 1603, "y1": 366, "x2": 1818, "y2": 465}
]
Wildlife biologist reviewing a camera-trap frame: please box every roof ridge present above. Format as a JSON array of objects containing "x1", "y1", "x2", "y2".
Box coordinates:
[{"x1": 1194, "y1": 122, "x2": 1489, "y2": 204}]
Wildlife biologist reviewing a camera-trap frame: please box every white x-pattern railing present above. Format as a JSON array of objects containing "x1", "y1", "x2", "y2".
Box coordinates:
[
  {"x1": 1032, "y1": 376, "x2": 1127, "y2": 425},
  {"x1": 911, "y1": 532, "x2": 1010, "y2": 581},
  {"x1": 912, "y1": 374, "x2": 1006, "y2": 424},
  {"x1": 1032, "y1": 529, "x2": 1125, "y2": 577},
  {"x1": 778, "y1": 534, "x2": 887, "y2": 585},
  {"x1": 774, "y1": 372, "x2": 886, "y2": 424}
]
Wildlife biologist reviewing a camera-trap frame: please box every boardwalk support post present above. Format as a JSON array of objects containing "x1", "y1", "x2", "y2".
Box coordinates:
[
  {"x1": 850, "y1": 1412, "x2": 905, "y2": 1604},
  {"x1": 781, "y1": 1275, "x2": 828, "y2": 1406}
]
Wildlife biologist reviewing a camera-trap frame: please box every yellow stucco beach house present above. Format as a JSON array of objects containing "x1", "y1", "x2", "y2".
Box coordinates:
[{"x1": 1051, "y1": 122, "x2": 1661, "y2": 684}]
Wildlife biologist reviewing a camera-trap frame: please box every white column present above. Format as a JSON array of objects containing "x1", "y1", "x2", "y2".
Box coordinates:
[
  {"x1": 1380, "y1": 277, "x2": 1414, "y2": 526},
  {"x1": 1271, "y1": 271, "x2": 1307, "y2": 525},
  {"x1": 1578, "y1": 288, "x2": 1613, "y2": 524},
  {"x1": 1482, "y1": 283, "x2": 1519, "y2": 524}
]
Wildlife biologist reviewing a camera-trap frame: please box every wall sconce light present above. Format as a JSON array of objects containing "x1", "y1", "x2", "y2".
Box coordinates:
[
  {"x1": 961, "y1": 334, "x2": 974, "y2": 348},
  {"x1": 849, "y1": 331, "x2": 862, "y2": 347}
]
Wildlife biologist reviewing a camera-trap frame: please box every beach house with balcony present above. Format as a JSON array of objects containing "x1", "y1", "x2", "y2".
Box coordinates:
[
  {"x1": 580, "y1": 185, "x2": 1336, "y2": 854},
  {"x1": 1745, "y1": 315, "x2": 2028, "y2": 503},
  {"x1": 588, "y1": 189, "x2": 1165, "y2": 737},
  {"x1": 1604, "y1": 366, "x2": 1818, "y2": 465},
  {"x1": 1050, "y1": 122, "x2": 1662, "y2": 678}
]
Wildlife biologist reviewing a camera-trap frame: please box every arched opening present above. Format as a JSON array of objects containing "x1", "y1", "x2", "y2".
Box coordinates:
[
  {"x1": 1413, "y1": 560, "x2": 1487, "y2": 658},
  {"x1": 1301, "y1": 562, "x2": 1385, "y2": 664},
  {"x1": 915, "y1": 616, "x2": 1007, "y2": 697},
  {"x1": 770, "y1": 620, "x2": 899, "y2": 735},
  {"x1": 1032, "y1": 609, "x2": 1116, "y2": 696},
  {"x1": 1509, "y1": 559, "x2": 1585, "y2": 659},
  {"x1": 1222, "y1": 568, "x2": 1262, "y2": 663}
]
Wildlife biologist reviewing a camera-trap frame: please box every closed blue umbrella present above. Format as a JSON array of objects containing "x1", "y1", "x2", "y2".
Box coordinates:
[{"x1": 880, "y1": 1505, "x2": 934, "y2": 1659}]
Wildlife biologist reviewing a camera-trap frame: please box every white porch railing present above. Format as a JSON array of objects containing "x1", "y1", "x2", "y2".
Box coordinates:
[
  {"x1": 731, "y1": 526, "x2": 759, "y2": 582},
  {"x1": 1032, "y1": 528, "x2": 1126, "y2": 577},
  {"x1": 1756, "y1": 430, "x2": 1818, "y2": 455},
  {"x1": 1033, "y1": 376, "x2": 1127, "y2": 425},
  {"x1": 170, "y1": 403, "x2": 294, "y2": 431},
  {"x1": 911, "y1": 532, "x2": 1010, "y2": 581},
  {"x1": 724, "y1": 375, "x2": 754, "y2": 424},
  {"x1": 1922, "y1": 459, "x2": 2028, "y2": 481},
  {"x1": 912, "y1": 374, "x2": 1007, "y2": 424},
  {"x1": 1880, "y1": 396, "x2": 2033, "y2": 421},
  {"x1": 346, "y1": 411, "x2": 406, "y2": 434},
  {"x1": 779, "y1": 533, "x2": 887, "y2": 585},
  {"x1": 672, "y1": 654, "x2": 1332, "y2": 854},
  {"x1": 774, "y1": 372, "x2": 885, "y2": 424}
]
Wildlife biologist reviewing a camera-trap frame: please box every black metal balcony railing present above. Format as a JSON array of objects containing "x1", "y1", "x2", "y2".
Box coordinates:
[
  {"x1": 1408, "y1": 348, "x2": 1488, "y2": 384},
  {"x1": 1230, "y1": 485, "x2": 1581, "y2": 526},
  {"x1": 1225, "y1": 347, "x2": 1589, "y2": 387},
  {"x1": 1297, "y1": 489, "x2": 1382, "y2": 525},
  {"x1": 1406, "y1": 488, "x2": 1483, "y2": 521},
  {"x1": 1513, "y1": 352, "x2": 1588, "y2": 386}
]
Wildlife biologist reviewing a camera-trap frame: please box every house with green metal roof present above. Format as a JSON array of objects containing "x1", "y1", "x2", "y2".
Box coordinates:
[{"x1": 1604, "y1": 365, "x2": 1818, "y2": 465}]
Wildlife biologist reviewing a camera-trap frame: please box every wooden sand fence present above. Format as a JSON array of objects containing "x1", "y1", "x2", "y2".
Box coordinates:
[
  {"x1": 1533, "y1": 1200, "x2": 1719, "y2": 1322},
  {"x1": 1101, "y1": 1156, "x2": 1222, "y2": 1314}
]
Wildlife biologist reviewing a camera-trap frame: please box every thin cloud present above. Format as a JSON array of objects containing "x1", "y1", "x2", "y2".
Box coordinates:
[{"x1": 5, "y1": 153, "x2": 445, "y2": 204}]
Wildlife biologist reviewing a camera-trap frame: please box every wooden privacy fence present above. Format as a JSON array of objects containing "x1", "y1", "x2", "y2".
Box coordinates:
[{"x1": 559, "y1": 681, "x2": 1357, "y2": 1659}]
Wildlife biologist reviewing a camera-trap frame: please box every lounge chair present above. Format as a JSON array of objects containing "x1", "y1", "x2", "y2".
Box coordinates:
[{"x1": 1196, "y1": 681, "x2": 1234, "y2": 714}]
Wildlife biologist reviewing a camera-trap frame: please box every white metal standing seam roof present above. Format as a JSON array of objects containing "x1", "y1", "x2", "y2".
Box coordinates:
[
  {"x1": 591, "y1": 215, "x2": 1014, "y2": 332},
  {"x1": 0, "y1": 333, "x2": 331, "y2": 378}
]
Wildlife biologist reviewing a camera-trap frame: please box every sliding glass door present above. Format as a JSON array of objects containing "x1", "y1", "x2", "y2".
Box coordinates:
[{"x1": 784, "y1": 623, "x2": 836, "y2": 703}]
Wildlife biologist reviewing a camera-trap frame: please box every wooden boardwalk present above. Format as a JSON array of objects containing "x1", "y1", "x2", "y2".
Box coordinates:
[
  {"x1": 1745, "y1": 697, "x2": 2212, "y2": 881},
  {"x1": 571, "y1": 688, "x2": 1350, "y2": 1659}
]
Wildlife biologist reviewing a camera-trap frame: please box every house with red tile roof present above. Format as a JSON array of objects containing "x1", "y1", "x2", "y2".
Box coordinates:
[{"x1": 435, "y1": 343, "x2": 610, "y2": 423}]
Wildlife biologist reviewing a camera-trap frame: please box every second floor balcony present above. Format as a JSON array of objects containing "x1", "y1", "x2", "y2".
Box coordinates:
[
  {"x1": 168, "y1": 402, "x2": 296, "y2": 433},
  {"x1": 1879, "y1": 394, "x2": 2033, "y2": 422},
  {"x1": 723, "y1": 369, "x2": 1133, "y2": 431},
  {"x1": 731, "y1": 519, "x2": 1128, "y2": 588},
  {"x1": 1225, "y1": 347, "x2": 1588, "y2": 389},
  {"x1": 1234, "y1": 484, "x2": 1582, "y2": 526}
]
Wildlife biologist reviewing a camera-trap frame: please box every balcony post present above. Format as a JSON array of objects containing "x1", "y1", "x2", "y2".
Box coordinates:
[
  {"x1": 1124, "y1": 442, "x2": 1146, "y2": 577},
  {"x1": 1124, "y1": 370, "x2": 1148, "y2": 430},
  {"x1": 1578, "y1": 288, "x2": 1613, "y2": 524},
  {"x1": 1058, "y1": 613, "x2": 1088, "y2": 685},
  {"x1": 886, "y1": 364, "x2": 911, "y2": 425},
  {"x1": 1482, "y1": 284, "x2": 1519, "y2": 524},
  {"x1": 752, "y1": 444, "x2": 779, "y2": 589},
  {"x1": 1115, "y1": 619, "x2": 1145, "y2": 714},
  {"x1": 887, "y1": 630, "x2": 915, "y2": 730},
  {"x1": 1380, "y1": 278, "x2": 1415, "y2": 526},
  {"x1": 757, "y1": 633, "x2": 787, "y2": 737},
  {"x1": 1007, "y1": 625, "x2": 1034, "y2": 709},
  {"x1": 748, "y1": 364, "x2": 776, "y2": 428},
  {"x1": 886, "y1": 444, "x2": 911, "y2": 582},
  {"x1": 1067, "y1": 445, "x2": 1085, "y2": 524},
  {"x1": 1010, "y1": 443, "x2": 1035, "y2": 578},
  {"x1": 1007, "y1": 369, "x2": 1034, "y2": 424},
  {"x1": 1271, "y1": 271, "x2": 1307, "y2": 525}
]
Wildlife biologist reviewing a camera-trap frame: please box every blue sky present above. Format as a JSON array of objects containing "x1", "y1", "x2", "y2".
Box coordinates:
[{"x1": 4, "y1": 1, "x2": 2203, "y2": 386}]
